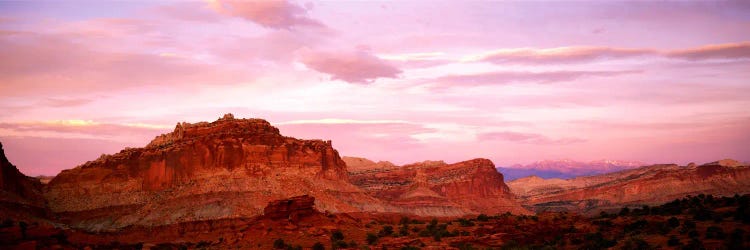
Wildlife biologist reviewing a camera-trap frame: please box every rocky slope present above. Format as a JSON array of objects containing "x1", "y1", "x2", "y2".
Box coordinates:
[
  {"x1": 44, "y1": 114, "x2": 387, "y2": 230},
  {"x1": 508, "y1": 159, "x2": 750, "y2": 214},
  {"x1": 350, "y1": 158, "x2": 529, "y2": 216},
  {"x1": 0, "y1": 141, "x2": 47, "y2": 218}
]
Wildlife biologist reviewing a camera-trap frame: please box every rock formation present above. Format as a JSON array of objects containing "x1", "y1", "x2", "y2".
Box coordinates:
[
  {"x1": 262, "y1": 195, "x2": 316, "y2": 221},
  {"x1": 0, "y1": 141, "x2": 47, "y2": 218},
  {"x1": 341, "y1": 156, "x2": 396, "y2": 171},
  {"x1": 0, "y1": 114, "x2": 529, "y2": 232},
  {"x1": 44, "y1": 114, "x2": 385, "y2": 230},
  {"x1": 350, "y1": 158, "x2": 529, "y2": 216},
  {"x1": 508, "y1": 160, "x2": 750, "y2": 214}
]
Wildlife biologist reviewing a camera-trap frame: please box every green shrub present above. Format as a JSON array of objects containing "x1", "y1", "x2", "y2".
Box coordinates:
[
  {"x1": 379, "y1": 225, "x2": 393, "y2": 236},
  {"x1": 331, "y1": 230, "x2": 345, "y2": 241},
  {"x1": 582, "y1": 232, "x2": 616, "y2": 249},
  {"x1": 366, "y1": 233, "x2": 379, "y2": 245},
  {"x1": 624, "y1": 219, "x2": 648, "y2": 232},
  {"x1": 399, "y1": 224, "x2": 410, "y2": 236},
  {"x1": 476, "y1": 214, "x2": 489, "y2": 222},
  {"x1": 619, "y1": 207, "x2": 631, "y2": 216},
  {"x1": 273, "y1": 239, "x2": 286, "y2": 249},
  {"x1": 667, "y1": 217, "x2": 680, "y2": 228},
  {"x1": 620, "y1": 237, "x2": 652, "y2": 250},
  {"x1": 332, "y1": 240, "x2": 348, "y2": 249},
  {"x1": 457, "y1": 218, "x2": 474, "y2": 227},
  {"x1": 312, "y1": 242, "x2": 325, "y2": 250}
]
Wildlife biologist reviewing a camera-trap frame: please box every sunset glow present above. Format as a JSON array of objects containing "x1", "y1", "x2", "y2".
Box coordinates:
[{"x1": 1, "y1": 1, "x2": 749, "y2": 176}]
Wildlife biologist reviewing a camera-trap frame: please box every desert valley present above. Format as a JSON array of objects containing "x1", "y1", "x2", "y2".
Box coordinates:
[{"x1": 1, "y1": 115, "x2": 749, "y2": 249}]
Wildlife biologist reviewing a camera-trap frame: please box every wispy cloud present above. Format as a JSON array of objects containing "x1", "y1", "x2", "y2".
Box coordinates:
[
  {"x1": 40, "y1": 98, "x2": 93, "y2": 108},
  {"x1": 0, "y1": 120, "x2": 169, "y2": 142},
  {"x1": 477, "y1": 131, "x2": 586, "y2": 145},
  {"x1": 666, "y1": 42, "x2": 750, "y2": 61},
  {"x1": 466, "y1": 42, "x2": 750, "y2": 65},
  {"x1": 297, "y1": 48, "x2": 402, "y2": 83},
  {"x1": 433, "y1": 70, "x2": 639, "y2": 87},
  {"x1": 465, "y1": 47, "x2": 653, "y2": 64},
  {"x1": 211, "y1": 0, "x2": 325, "y2": 30},
  {"x1": 276, "y1": 118, "x2": 411, "y2": 125},
  {"x1": 0, "y1": 31, "x2": 256, "y2": 97}
]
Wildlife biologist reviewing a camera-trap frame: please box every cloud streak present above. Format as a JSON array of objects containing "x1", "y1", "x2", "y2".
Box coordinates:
[
  {"x1": 468, "y1": 42, "x2": 750, "y2": 65},
  {"x1": 0, "y1": 120, "x2": 168, "y2": 143},
  {"x1": 467, "y1": 47, "x2": 653, "y2": 64},
  {"x1": 433, "y1": 70, "x2": 639, "y2": 87},
  {"x1": 477, "y1": 131, "x2": 586, "y2": 145},
  {"x1": 666, "y1": 42, "x2": 750, "y2": 61}
]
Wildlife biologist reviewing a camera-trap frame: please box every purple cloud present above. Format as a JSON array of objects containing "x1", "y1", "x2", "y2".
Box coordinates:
[
  {"x1": 297, "y1": 48, "x2": 402, "y2": 83},
  {"x1": 213, "y1": 0, "x2": 325, "y2": 30}
]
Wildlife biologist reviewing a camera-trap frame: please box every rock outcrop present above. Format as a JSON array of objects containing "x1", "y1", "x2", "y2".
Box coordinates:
[
  {"x1": 342, "y1": 156, "x2": 396, "y2": 171},
  {"x1": 262, "y1": 195, "x2": 316, "y2": 221},
  {"x1": 509, "y1": 160, "x2": 750, "y2": 214},
  {"x1": 350, "y1": 158, "x2": 530, "y2": 216},
  {"x1": 0, "y1": 141, "x2": 47, "y2": 218},
  {"x1": 44, "y1": 114, "x2": 385, "y2": 230}
]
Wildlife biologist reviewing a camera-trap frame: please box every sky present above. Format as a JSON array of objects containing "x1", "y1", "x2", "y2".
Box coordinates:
[{"x1": 1, "y1": 0, "x2": 749, "y2": 176}]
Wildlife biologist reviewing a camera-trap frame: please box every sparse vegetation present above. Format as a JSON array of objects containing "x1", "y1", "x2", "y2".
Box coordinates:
[
  {"x1": 366, "y1": 233, "x2": 379, "y2": 245},
  {"x1": 273, "y1": 238, "x2": 286, "y2": 249},
  {"x1": 312, "y1": 242, "x2": 325, "y2": 250},
  {"x1": 1, "y1": 194, "x2": 748, "y2": 249}
]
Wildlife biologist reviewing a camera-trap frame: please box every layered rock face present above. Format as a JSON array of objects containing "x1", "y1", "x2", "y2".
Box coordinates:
[
  {"x1": 44, "y1": 114, "x2": 385, "y2": 230},
  {"x1": 0, "y1": 141, "x2": 47, "y2": 217},
  {"x1": 509, "y1": 160, "x2": 750, "y2": 214},
  {"x1": 263, "y1": 195, "x2": 316, "y2": 221},
  {"x1": 350, "y1": 158, "x2": 529, "y2": 216}
]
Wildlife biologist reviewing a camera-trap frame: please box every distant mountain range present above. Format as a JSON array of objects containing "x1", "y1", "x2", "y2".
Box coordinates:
[{"x1": 497, "y1": 159, "x2": 645, "y2": 180}]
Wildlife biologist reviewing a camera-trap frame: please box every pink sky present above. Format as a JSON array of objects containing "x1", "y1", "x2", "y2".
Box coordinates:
[{"x1": 1, "y1": 1, "x2": 749, "y2": 176}]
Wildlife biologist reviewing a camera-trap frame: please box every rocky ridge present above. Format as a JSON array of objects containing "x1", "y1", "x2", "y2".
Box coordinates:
[
  {"x1": 0, "y1": 141, "x2": 47, "y2": 218},
  {"x1": 44, "y1": 114, "x2": 385, "y2": 230},
  {"x1": 341, "y1": 156, "x2": 396, "y2": 171},
  {"x1": 41, "y1": 114, "x2": 526, "y2": 231},
  {"x1": 508, "y1": 160, "x2": 750, "y2": 214},
  {"x1": 350, "y1": 158, "x2": 529, "y2": 216}
]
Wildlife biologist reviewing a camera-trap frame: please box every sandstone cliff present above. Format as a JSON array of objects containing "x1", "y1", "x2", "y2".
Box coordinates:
[
  {"x1": 37, "y1": 114, "x2": 528, "y2": 231},
  {"x1": 0, "y1": 141, "x2": 47, "y2": 218},
  {"x1": 44, "y1": 114, "x2": 386, "y2": 230},
  {"x1": 350, "y1": 158, "x2": 529, "y2": 216},
  {"x1": 508, "y1": 159, "x2": 750, "y2": 214}
]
